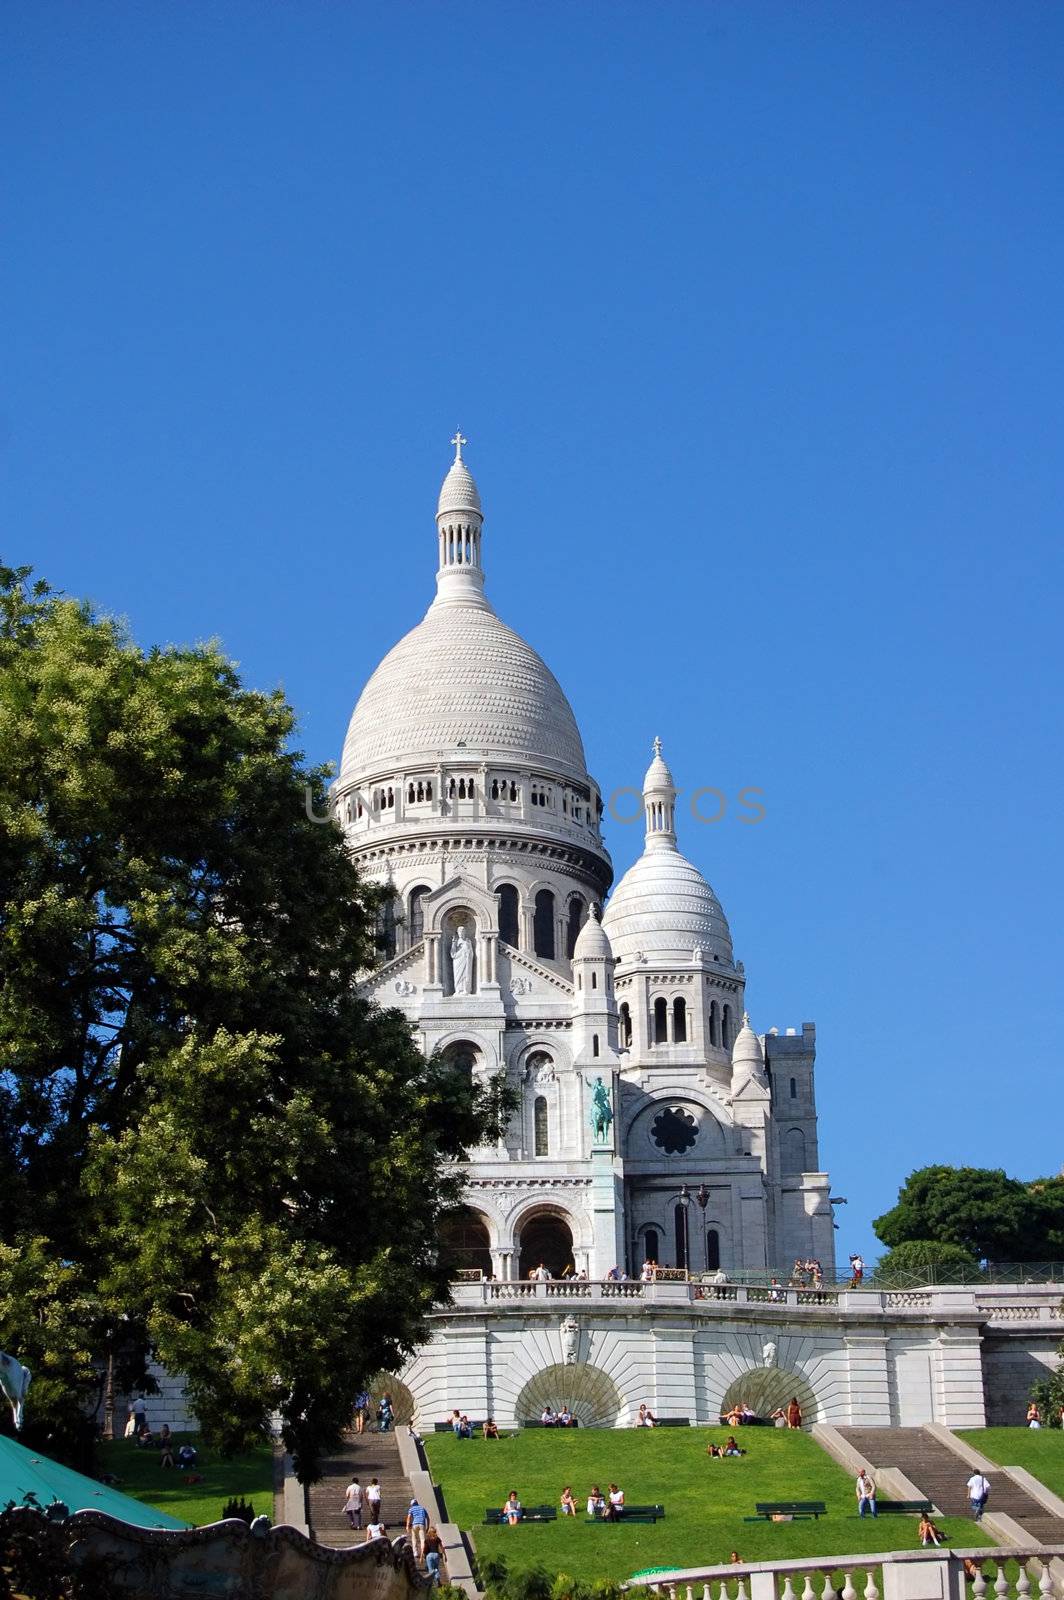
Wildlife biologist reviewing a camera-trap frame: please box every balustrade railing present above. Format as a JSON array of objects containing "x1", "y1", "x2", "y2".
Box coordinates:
[{"x1": 626, "y1": 1547, "x2": 1064, "y2": 1600}]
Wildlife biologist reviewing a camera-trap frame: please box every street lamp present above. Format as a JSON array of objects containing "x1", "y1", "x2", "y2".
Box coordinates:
[{"x1": 675, "y1": 1184, "x2": 710, "y2": 1272}]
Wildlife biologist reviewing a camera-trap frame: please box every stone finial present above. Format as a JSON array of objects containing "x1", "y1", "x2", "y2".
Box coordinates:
[{"x1": 450, "y1": 429, "x2": 467, "y2": 462}]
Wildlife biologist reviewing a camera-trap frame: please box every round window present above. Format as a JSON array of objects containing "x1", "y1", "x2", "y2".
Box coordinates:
[{"x1": 650, "y1": 1106, "x2": 699, "y2": 1155}]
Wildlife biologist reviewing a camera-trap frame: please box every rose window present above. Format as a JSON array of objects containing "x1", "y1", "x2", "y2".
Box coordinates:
[{"x1": 650, "y1": 1106, "x2": 699, "y2": 1155}]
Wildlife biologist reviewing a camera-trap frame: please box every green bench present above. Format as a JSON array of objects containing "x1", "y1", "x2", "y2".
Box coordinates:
[
  {"x1": 434, "y1": 1420, "x2": 485, "y2": 1433},
  {"x1": 872, "y1": 1500, "x2": 934, "y2": 1516},
  {"x1": 521, "y1": 1418, "x2": 580, "y2": 1428},
  {"x1": 748, "y1": 1501, "x2": 827, "y2": 1522},
  {"x1": 484, "y1": 1505, "x2": 557, "y2": 1525},
  {"x1": 587, "y1": 1503, "x2": 666, "y2": 1525},
  {"x1": 653, "y1": 1418, "x2": 689, "y2": 1428}
]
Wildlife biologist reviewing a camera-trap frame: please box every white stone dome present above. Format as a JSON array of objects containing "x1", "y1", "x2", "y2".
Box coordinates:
[
  {"x1": 340, "y1": 597, "x2": 589, "y2": 786},
  {"x1": 602, "y1": 847, "x2": 733, "y2": 966},
  {"x1": 437, "y1": 457, "x2": 482, "y2": 520},
  {"x1": 573, "y1": 905, "x2": 612, "y2": 961},
  {"x1": 731, "y1": 1013, "x2": 764, "y2": 1071}
]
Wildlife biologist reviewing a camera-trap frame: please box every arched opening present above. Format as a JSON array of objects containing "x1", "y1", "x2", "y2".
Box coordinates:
[
  {"x1": 497, "y1": 883, "x2": 520, "y2": 947},
  {"x1": 781, "y1": 1126, "x2": 807, "y2": 1175},
  {"x1": 643, "y1": 1228, "x2": 659, "y2": 1266},
  {"x1": 790, "y1": 1076, "x2": 798, "y2": 1099},
  {"x1": 674, "y1": 1203, "x2": 690, "y2": 1270},
  {"x1": 514, "y1": 1363, "x2": 620, "y2": 1429},
  {"x1": 719, "y1": 1369, "x2": 818, "y2": 1427},
  {"x1": 619, "y1": 1003, "x2": 632, "y2": 1048},
  {"x1": 672, "y1": 996, "x2": 687, "y2": 1043},
  {"x1": 534, "y1": 1095, "x2": 549, "y2": 1156},
  {"x1": 653, "y1": 996, "x2": 668, "y2": 1044},
  {"x1": 709, "y1": 1001, "x2": 719, "y2": 1047},
  {"x1": 446, "y1": 913, "x2": 476, "y2": 995},
  {"x1": 518, "y1": 1211, "x2": 574, "y2": 1279},
  {"x1": 566, "y1": 897, "x2": 586, "y2": 959},
  {"x1": 533, "y1": 890, "x2": 556, "y2": 960},
  {"x1": 592, "y1": 1034, "x2": 599, "y2": 1057},
  {"x1": 408, "y1": 884, "x2": 431, "y2": 944},
  {"x1": 706, "y1": 1227, "x2": 720, "y2": 1271},
  {"x1": 442, "y1": 1040, "x2": 480, "y2": 1082},
  {"x1": 437, "y1": 1206, "x2": 492, "y2": 1278},
  {"x1": 721, "y1": 1004, "x2": 732, "y2": 1049}
]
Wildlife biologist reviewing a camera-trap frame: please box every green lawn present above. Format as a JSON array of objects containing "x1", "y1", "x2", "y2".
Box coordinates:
[
  {"x1": 97, "y1": 1434, "x2": 274, "y2": 1528},
  {"x1": 425, "y1": 1428, "x2": 992, "y2": 1585},
  {"x1": 957, "y1": 1429, "x2": 1064, "y2": 1500}
]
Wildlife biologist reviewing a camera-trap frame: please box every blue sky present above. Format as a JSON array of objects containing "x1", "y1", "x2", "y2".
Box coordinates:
[{"x1": 4, "y1": 2, "x2": 1062, "y2": 1267}]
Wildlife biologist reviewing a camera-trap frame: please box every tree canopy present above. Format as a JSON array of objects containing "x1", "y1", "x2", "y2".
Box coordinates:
[
  {"x1": 873, "y1": 1165, "x2": 1064, "y2": 1263},
  {"x1": 0, "y1": 564, "x2": 506, "y2": 1478}
]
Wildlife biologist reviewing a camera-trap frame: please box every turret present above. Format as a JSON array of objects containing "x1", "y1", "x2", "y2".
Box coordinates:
[
  {"x1": 572, "y1": 903, "x2": 618, "y2": 1065},
  {"x1": 435, "y1": 430, "x2": 488, "y2": 607}
]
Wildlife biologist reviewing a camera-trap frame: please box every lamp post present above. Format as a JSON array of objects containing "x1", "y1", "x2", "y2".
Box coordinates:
[{"x1": 674, "y1": 1185, "x2": 710, "y2": 1272}]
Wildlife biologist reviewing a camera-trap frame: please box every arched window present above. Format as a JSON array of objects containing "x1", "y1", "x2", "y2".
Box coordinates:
[
  {"x1": 534, "y1": 1096, "x2": 549, "y2": 1156},
  {"x1": 619, "y1": 1003, "x2": 632, "y2": 1048},
  {"x1": 592, "y1": 971, "x2": 598, "y2": 990},
  {"x1": 407, "y1": 783, "x2": 415, "y2": 803},
  {"x1": 653, "y1": 996, "x2": 668, "y2": 1044},
  {"x1": 425, "y1": 781, "x2": 432, "y2": 801},
  {"x1": 674, "y1": 1203, "x2": 689, "y2": 1270},
  {"x1": 566, "y1": 897, "x2": 586, "y2": 958},
  {"x1": 408, "y1": 885, "x2": 430, "y2": 943},
  {"x1": 672, "y1": 996, "x2": 687, "y2": 1043},
  {"x1": 592, "y1": 1034, "x2": 599, "y2": 1057},
  {"x1": 644, "y1": 1229, "x2": 659, "y2": 1265},
  {"x1": 721, "y1": 1004, "x2": 732, "y2": 1050},
  {"x1": 534, "y1": 890, "x2": 556, "y2": 959},
  {"x1": 781, "y1": 1127, "x2": 807, "y2": 1175},
  {"x1": 497, "y1": 884, "x2": 520, "y2": 947},
  {"x1": 706, "y1": 1228, "x2": 720, "y2": 1271},
  {"x1": 790, "y1": 1076, "x2": 798, "y2": 1099}
]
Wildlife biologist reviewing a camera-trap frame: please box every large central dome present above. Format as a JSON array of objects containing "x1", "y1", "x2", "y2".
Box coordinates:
[
  {"x1": 338, "y1": 439, "x2": 591, "y2": 791},
  {"x1": 339, "y1": 602, "x2": 588, "y2": 785}
]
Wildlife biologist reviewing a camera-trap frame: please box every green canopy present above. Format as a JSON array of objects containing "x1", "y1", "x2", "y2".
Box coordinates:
[{"x1": 0, "y1": 1434, "x2": 188, "y2": 1530}]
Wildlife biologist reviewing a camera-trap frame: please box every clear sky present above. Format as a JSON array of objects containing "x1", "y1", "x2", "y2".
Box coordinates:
[{"x1": 4, "y1": 2, "x2": 1062, "y2": 1267}]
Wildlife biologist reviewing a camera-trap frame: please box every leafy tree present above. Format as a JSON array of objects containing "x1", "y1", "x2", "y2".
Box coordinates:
[
  {"x1": 874, "y1": 1239, "x2": 982, "y2": 1285},
  {"x1": 873, "y1": 1166, "x2": 1050, "y2": 1261},
  {"x1": 0, "y1": 565, "x2": 508, "y2": 1479}
]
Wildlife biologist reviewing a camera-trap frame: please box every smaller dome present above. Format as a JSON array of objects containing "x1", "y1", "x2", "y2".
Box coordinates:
[
  {"x1": 437, "y1": 457, "x2": 482, "y2": 521},
  {"x1": 643, "y1": 736, "x2": 675, "y2": 793},
  {"x1": 602, "y1": 848, "x2": 733, "y2": 966},
  {"x1": 731, "y1": 1013, "x2": 764, "y2": 1073},
  {"x1": 573, "y1": 904, "x2": 612, "y2": 962}
]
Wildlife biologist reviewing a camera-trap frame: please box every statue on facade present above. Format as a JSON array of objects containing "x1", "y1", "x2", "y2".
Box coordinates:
[
  {"x1": 0, "y1": 1352, "x2": 31, "y2": 1431},
  {"x1": 451, "y1": 924, "x2": 474, "y2": 994},
  {"x1": 561, "y1": 1315, "x2": 580, "y2": 1365},
  {"x1": 762, "y1": 1340, "x2": 777, "y2": 1368},
  {"x1": 589, "y1": 1076, "x2": 613, "y2": 1142}
]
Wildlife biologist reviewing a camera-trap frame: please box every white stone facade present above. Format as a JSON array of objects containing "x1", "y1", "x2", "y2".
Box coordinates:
[{"x1": 333, "y1": 443, "x2": 837, "y2": 1291}]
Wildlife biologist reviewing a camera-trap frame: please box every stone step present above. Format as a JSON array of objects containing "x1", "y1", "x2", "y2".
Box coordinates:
[{"x1": 306, "y1": 1428, "x2": 416, "y2": 1550}]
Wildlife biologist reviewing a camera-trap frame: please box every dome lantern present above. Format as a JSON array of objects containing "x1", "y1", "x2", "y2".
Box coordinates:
[
  {"x1": 435, "y1": 431, "x2": 486, "y2": 608},
  {"x1": 643, "y1": 736, "x2": 677, "y2": 849}
]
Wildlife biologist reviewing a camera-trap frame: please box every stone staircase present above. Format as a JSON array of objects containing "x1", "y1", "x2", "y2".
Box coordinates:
[
  {"x1": 306, "y1": 1427, "x2": 416, "y2": 1550},
  {"x1": 837, "y1": 1427, "x2": 1064, "y2": 1542}
]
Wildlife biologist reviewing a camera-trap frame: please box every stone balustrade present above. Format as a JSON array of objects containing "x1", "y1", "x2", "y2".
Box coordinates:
[{"x1": 626, "y1": 1546, "x2": 1064, "y2": 1600}]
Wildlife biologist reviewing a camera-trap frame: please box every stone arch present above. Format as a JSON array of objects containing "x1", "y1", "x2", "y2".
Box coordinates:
[
  {"x1": 368, "y1": 1373, "x2": 416, "y2": 1426},
  {"x1": 514, "y1": 1363, "x2": 621, "y2": 1428},
  {"x1": 781, "y1": 1126, "x2": 807, "y2": 1174},
  {"x1": 496, "y1": 881, "x2": 520, "y2": 947},
  {"x1": 443, "y1": 907, "x2": 477, "y2": 995},
  {"x1": 438, "y1": 1205, "x2": 493, "y2": 1276},
  {"x1": 719, "y1": 1366, "x2": 818, "y2": 1426},
  {"x1": 565, "y1": 894, "x2": 587, "y2": 958},
  {"x1": 512, "y1": 1200, "x2": 584, "y2": 1279}
]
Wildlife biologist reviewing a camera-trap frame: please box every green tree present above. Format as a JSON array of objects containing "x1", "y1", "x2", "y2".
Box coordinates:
[
  {"x1": 0, "y1": 565, "x2": 507, "y2": 1479},
  {"x1": 874, "y1": 1239, "x2": 982, "y2": 1285},
  {"x1": 873, "y1": 1166, "x2": 1043, "y2": 1261}
]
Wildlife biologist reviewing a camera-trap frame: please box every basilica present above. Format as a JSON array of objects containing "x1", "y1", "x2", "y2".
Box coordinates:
[{"x1": 332, "y1": 438, "x2": 837, "y2": 1288}]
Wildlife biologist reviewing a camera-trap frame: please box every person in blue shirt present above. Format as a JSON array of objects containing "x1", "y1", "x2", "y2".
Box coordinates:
[{"x1": 406, "y1": 1499, "x2": 430, "y2": 1560}]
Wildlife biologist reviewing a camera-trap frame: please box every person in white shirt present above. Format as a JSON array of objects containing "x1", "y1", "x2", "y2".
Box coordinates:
[
  {"x1": 586, "y1": 1486, "x2": 605, "y2": 1518},
  {"x1": 341, "y1": 1477, "x2": 363, "y2": 1530},
  {"x1": 966, "y1": 1472, "x2": 991, "y2": 1519},
  {"x1": 605, "y1": 1483, "x2": 625, "y2": 1521},
  {"x1": 541, "y1": 1406, "x2": 556, "y2": 1427},
  {"x1": 366, "y1": 1478, "x2": 383, "y2": 1522},
  {"x1": 856, "y1": 1470, "x2": 876, "y2": 1518},
  {"x1": 366, "y1": 1518, "x2": 386, "y2": 1541},
  {"x1": 640, "y1": 1261, "x2": 655, "y2": 1282}
]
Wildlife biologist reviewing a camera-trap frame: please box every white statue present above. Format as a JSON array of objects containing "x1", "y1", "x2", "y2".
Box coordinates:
[
  {"x1": 451, "y1": 925, "x2": 474, "y2": 994},
  {"x1": 762, "y1": 1340, "x2": 777, "y2": 1368},
  {"x1": 0, "y1": 1352, "x2": 31, "y2": 1431},
  {"x1": 561, "y1": 1315, "x2": 580, "y2": 1365}
]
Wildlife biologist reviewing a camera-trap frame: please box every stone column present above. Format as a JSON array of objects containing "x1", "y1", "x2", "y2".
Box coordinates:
[{"x1": 498, "y1": 1248, "x2": 515, "y2": 1282}]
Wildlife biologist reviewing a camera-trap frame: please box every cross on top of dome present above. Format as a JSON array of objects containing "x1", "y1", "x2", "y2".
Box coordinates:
[{"x1": 451, "y1": 429, "x2": 468, "y2": 462}]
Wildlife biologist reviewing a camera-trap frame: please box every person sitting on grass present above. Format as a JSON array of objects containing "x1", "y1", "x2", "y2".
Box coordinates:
[
  {"x1": 723, "y1": 1436, "x2": 745, "y2": 1457},
  {"x1": 541, "y1": 1405, "x2": 557, "y2": 1427},
  {"x1": 457, "y1": 1415, "x2": 473, "y2": 1439},
  {"x1": 636, "y1": 1403, "x2": 656, "y2": 1428},
  {"x1": 586, "y1": 1485, "x2": 606, "y2": 1518},
  {"x1": 176, "y1": 1443, "x2": 198, "y2": 1471},
  {"x1": 558, "y1": 1405, "x2": 574, "y2": 1427},
  {"x1": 725, "y1": 1404, "x2": 743, "y2": 1428},
  {"x1": 707, "y1": 1442, "x2": 724, "y2": 1459},
  {"x1": 730, "y1": 1553, "x2": 743, "y2": 1565},
  {"x1": 919, "y1": 1514, "x2": 945, "y2": 1547},
  {"x1": 158, "y1": 1426, "x2": 174, "y2": 1469},
  {"x1": 603, "y1": 1483, "x2": 624, "y2": 1521},
  {"x1": 503, "y1": 1490, "x2": 523, "y2": 1525},
  {"x1": 770, "y1": 1408, "x2": 787, "y2": 1428},
  {"x1": 560, "y1": 1486, "x2": 577, "y2": 1517},
  {"x1": 483, "y1": 1417, "x2": 499, "y2": 1439}
]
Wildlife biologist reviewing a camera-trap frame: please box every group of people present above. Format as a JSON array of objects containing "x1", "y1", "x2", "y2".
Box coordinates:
[
  {"x1": 122, "y1": 1403, "x2": 199, "y2": 1475},
  {"x1": 501, "y1": 1484, "x2": 627, "y2": 1523},
  {"x1": 340, "y1": 1482, "x2": 446, "y2": 1584},
  {"x1": 353, "y1": 1389, "x2": 393, "y2": 1434},
  {"x1": 448, "y1": 1409, "x2": 501, "y2": 1438},
  {"x1": 1024, "y1": 1401, "x2": 1064, "y2": 1427},
  {"x1": 706, "y1": 1436, "x2": 746, "y2": 1458},
  {"x1": 789, "y1": 1258, "x2": 825, "y2": 1289},
  {"x1": 539, "y1": 1405, "x2": 576, "y2": 1427}
]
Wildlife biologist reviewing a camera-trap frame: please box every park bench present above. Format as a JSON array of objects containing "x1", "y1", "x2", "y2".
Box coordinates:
[
  {"x1": 872, "y1": 1500, "x2": 934, "y2": 1516},
  {"x1": 434, "y1": 1420, "x2": 485, "y2": 1432},
  {"x1": 484, "y1": 1505, "x2": 557, "y2": 1524},
  {"x1": 653, "y1": 1417, "x2": 689, "y2": 1428},
  {"x1": 587, "y1": 1503, "x2": 666, "y2": 1525},
  {"x1": 521, "y1": 1418, "x2": 580, "y2": 1428},
  {"x1": 748, "y1": 1501, "x2": 827, "y2": 1522}
]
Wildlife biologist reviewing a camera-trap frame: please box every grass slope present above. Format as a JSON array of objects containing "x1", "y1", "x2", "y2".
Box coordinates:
[
  {"x1": 97, "y1": 1435, "x2": 274, "y2": 1528},
  {"x1": 957, "y1": 1430, "x2": 1064, "y2": 1501},
  {"x1": 425, "y1": 1428, "x2": 991, "y2": 1585}
]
